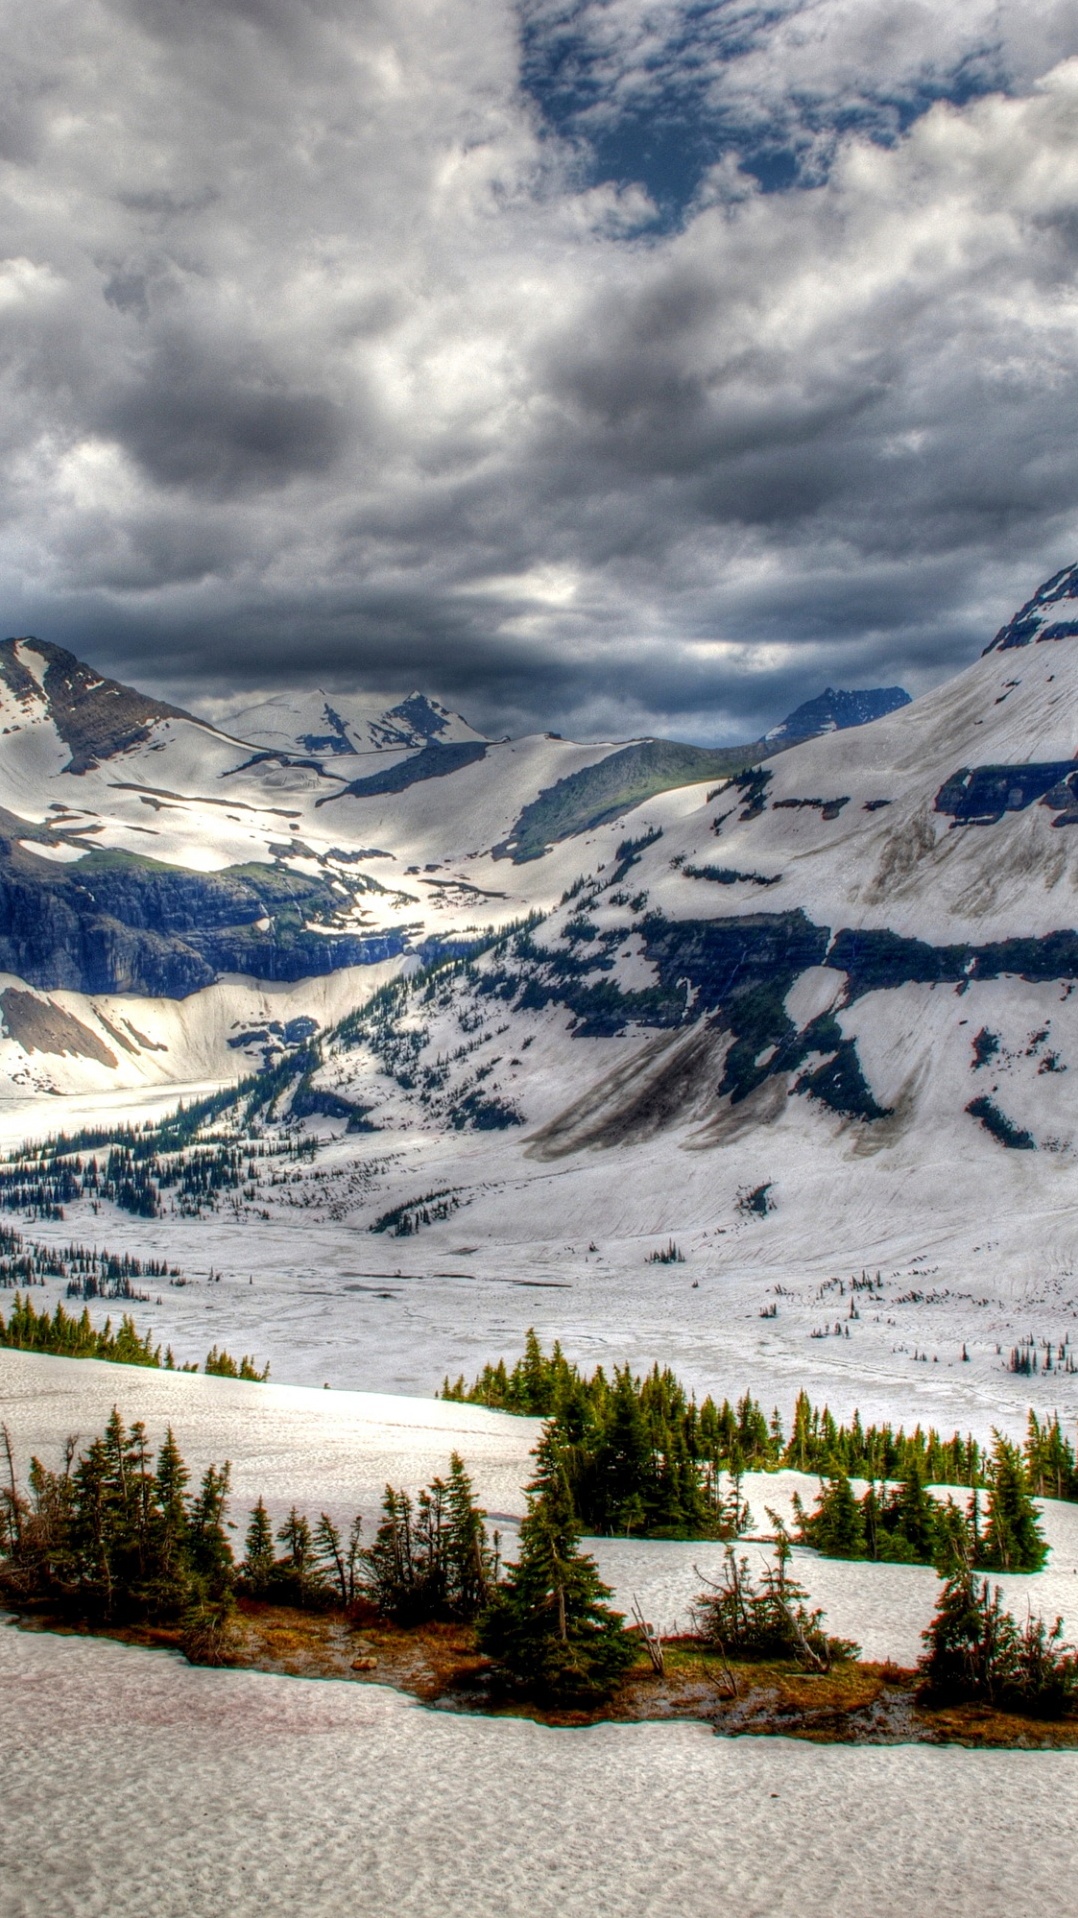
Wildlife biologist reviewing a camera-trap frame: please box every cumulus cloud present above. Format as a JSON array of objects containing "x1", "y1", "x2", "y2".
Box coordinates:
[{"x1": 1, "y1": 0, "x2": 1078, "y2": 741}]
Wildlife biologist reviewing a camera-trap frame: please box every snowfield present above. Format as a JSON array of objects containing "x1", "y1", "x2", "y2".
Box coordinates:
[
  {"x1": 1, "y1": 1623, "x2": 1077, "y2": 1918},
  {"x1": 0, "y1": 1349, "x2": 544, "y2": 1528}
]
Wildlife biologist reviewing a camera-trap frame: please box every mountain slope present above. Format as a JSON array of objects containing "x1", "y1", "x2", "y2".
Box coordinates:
[
  {"x1": 0, "y1": 642, "x2": 780, "y2": 1090},
  {"x1": 249, "y1": 562, "x2": 1078, "y2": 1295},
  {"x1": 0, "y1": 637, "x2": 198, "y2": 773},
  {"x1": 221, "y1": 689, "x2": 487, "y2": 757},
  {"x1": 6, "y1": 576, "x2": 1078, "y2": 1410}
]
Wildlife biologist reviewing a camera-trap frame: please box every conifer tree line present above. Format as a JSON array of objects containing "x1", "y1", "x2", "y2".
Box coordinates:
[
  {"x1": 4, "y1": 1411, "x2": 1078, "y2": 1715},
  {"x1": 0, "y1": 1417, "x2": 501, "y2": 1629},
  {"x1": 793, "y1": 1439, "x2": 1047, "y2": 1573},
  {"x1": 0, "y1": 1412, "x2": 639, "y2": 1703},
  {"x1": 0, "y1": 1413, "x2": 236, "y2": 1659},
  {"x1": 0, "y1": 1291, "x2": 268, "y2": 1379},
  {"x1": 0, "y1": 1220, "x2": 178, "y2": 1294},
  {"x1": 443, "y1": 1332, "x2": 1078, "y2": 1539},
  {"x1": 0, "y1": 1119, "x2": 313, "y2": 1223}
]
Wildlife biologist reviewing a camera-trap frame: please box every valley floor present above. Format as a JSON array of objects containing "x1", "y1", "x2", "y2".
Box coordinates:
[{"x1": 4, "y1": 1079, "x2": 1078, "y2": 1444}]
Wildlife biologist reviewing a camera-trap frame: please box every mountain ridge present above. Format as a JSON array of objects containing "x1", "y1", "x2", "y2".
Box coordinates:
[{"x1": 3, "y1": 573, "x2": 1078, "y2": 1416}]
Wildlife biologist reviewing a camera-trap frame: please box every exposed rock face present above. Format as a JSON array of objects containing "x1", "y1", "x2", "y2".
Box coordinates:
[
  {"x1": 0, "y1": 637, "x2": 195, "y2": 772},
  {"x1": 983, "y1": 562, "x2": 1078, "y2": 652},
  {"x1": 765, "y1": 686, "x2": 911, "y2": 745},
  {"x1": 0, "y1": 838, "x2": 404, "y2": 996}
]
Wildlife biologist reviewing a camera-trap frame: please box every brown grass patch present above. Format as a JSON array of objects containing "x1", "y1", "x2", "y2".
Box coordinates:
[{"x1": 13, "y1": 1605, "x2": 1078, "y2": 1746}]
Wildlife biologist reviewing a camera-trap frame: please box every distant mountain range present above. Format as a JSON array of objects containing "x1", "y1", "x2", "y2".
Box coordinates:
[
  {"x1": 0, "y1": 629, "x2": 909, "y2": 1045},
  {"x1": 4, "y1": 572, "x2": 1078, "y2": 1384}
]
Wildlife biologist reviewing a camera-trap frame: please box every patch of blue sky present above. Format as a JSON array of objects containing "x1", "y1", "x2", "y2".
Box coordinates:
[{"x1": 516, "y1": 0, "x2": 1008, "y2": 223}]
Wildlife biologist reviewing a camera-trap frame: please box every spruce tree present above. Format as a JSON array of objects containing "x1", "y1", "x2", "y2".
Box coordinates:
[
  {"x1": 188, "y1": 1464, "x2": 233, "y2": 1597},
  {"x1": 276, "y1": 1506, "x2": 317, "y2": 1598},
  {"x1": 919, "y1": 1568, "x2": 1017, "y2": 1703},
  {"x1": 314, "y1": 1513, "x2": 349, "y2": 1604},
  {"x1": 362, "y1": 1487, "x2": 418, "y2": 1620},
  {"x1": 242, "y1": 1498, "x2": 276, "y2": 1596},
  {"x1": 477, "y1": 1426, "x2": 636, "y2": 1703},
  {"x1": 885, "y1": 1457, "x2": 938, "y2": 1563},
  {"x1": 154, "y1": 1429, "x2": 190, "y2": 1571},
  {"x1": 445, "y1": 1452, "x2": 495, "y2": 1619},
  {"x1": 591, "y1": 1369, "x2": 653, "y2": 1535},
  {"x1": 796, "y1": 1472, "x2": 866, "y2": 1558},
  {"x1": 932, "y1": 1496, "x2": 974, "y2": 1577},
  {"x1": 979, "y1": 1435, "x2": 1047, "y2": 1572}
]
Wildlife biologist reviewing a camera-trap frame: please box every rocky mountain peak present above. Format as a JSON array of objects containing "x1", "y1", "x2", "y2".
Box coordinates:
[
  {"x1": 0, "y1": 637, "x2": 193, "y2": 774},
  {"x1": 983, "y1": 563, "x2": 1078, "y2": 654},
  {"x1": 765, "y1": 685, "x2": 911, "y2": 746}
]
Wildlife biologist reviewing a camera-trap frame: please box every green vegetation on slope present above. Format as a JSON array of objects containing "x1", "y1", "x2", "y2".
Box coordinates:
[
  {"x1": 0, "y1": 1291, "x2": 268, "y2": 1378},
  {"x1": 499, "y1": 739, "x2": 765, "y2": 863}
]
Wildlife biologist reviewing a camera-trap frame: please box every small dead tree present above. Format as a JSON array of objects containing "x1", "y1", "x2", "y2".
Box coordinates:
[{"x1": 630, "y1": 1594, "x2": 665, "y2": 1676}]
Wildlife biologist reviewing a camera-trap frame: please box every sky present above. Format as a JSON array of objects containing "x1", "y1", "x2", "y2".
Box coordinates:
[{"x1": 3, "y1": 1, "x2": 1078, "y2": 744}]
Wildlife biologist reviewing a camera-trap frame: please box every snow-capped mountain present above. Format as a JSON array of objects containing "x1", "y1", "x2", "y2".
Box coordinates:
[
  {"x1": 0, "y1": 636, "x2": 761, "y2": 1093},
  {"x1": 765, "y1": 685, "x2": 910, "y2": 745},
  {"x1": 174, "y1": 558, "x2": 1078, "y2": 1395},
  {"x1": 2, "y1": 571, "x2": 1071, "y2": 1136},
  {"x1": 220, "y1": 689, "x2": 487, "y2": 758},
  {"x1": 5, "y1": 573, "x2": 1078, "y2": 1414},
  {"x1": 312, "y1": 559, "x2": 1078, "y2": 1141}
]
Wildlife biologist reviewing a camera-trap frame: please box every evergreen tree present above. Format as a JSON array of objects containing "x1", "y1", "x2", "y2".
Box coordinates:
[
  {"x1": 187, "y1": 1463, "x2": 233, "y2": 1597},
  {"x1": 979, "y1": 1435, "x2": 1047, "y2": 1572},
  {"x1": 478, "y1": 1426, "x2": 636, "y2": 1704},
  {"x1": 1, "y1": 1415, "x2": 232, "y2": 1630},
  {"x1": 361, "y1": 1487, "x2": 419, "y2": 1621},
  {"x1": 919, "y1": 1569, "x2": 1018, "y2": 1703},
  {"x1": 589, "y1": 1368, "x2": 653, "y2": 1535},
  {"x1": 932, "y1": 1496, "x2": 975, "y2": 1577},
  {"x1": 275, "y1": 1506, "x2": 318, "y2": 1599},
  {"x1": 795, "y1": 1472, "x2": 866, "y2": 1558},
  {"x1": 444, "y1": 1452, "x2": 496, "y2": 1619},
  {"x1": 1026, "y1": 1413, "x2": 1076, "y2": 1500},
  {"x1": 786, "y1": 1391, "x2": 815, "y2": 1472},
  {"x1": 883, "y1": 1457, "x2": 938, "y2": 1563},
  {"x1": 314, "y1": 1512, "x2": 364, "y2": 1607},
  {"x1": 144, "y1": 1426, "x2": 190, "y2": 1611},
  {"x1": 242, "y1": 1498, "x2": 276, "y2": 1596}
]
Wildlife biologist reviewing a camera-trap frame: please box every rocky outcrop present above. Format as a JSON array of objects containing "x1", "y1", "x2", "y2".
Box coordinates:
[
  {"x1": 0, "y1": 637, "x2": 196, "y2": 772},
  {"x1": 0, "y1": 839, "x2": 402, "y2": 996},
  {"x1": 983, "y1": 562, "x2": 1078, "y2": 653}
]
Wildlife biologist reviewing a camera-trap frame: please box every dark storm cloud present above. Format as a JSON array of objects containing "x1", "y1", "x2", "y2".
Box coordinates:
[
  {"x1": 102, "y1": 342, "x2": 346, "y2": 494},
  {"x1": 2, "y1": 0, "x2": 1078, "y2": 743}
]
